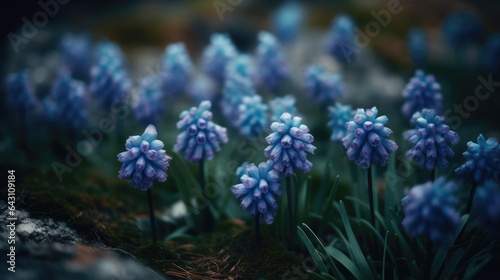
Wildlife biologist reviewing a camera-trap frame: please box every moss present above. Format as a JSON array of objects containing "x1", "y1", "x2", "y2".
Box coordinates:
[
  {"x1": 169, "y1": 220, "x2": 308, "y2": 280},
  {"x1": 134, "y1": 242, "x2": 186, "y2": 272}
]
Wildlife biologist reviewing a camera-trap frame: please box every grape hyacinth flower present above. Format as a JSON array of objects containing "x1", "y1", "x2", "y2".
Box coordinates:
[
  {"x1": 442, "y1": 12, "x2": 486, "y2": 47},
  {"x1": 404, "y1": 109, "x2": 460, "y2": 171},
  {"x1": 221, "y1": 70, "x2": 257, "y2": 125},
  {"x1": 455, "y1": 134, "x2": 500, "y2": 213},
  {"x1": 254, "y1": 31, "x2": 289, "y2": 92},
  {"x1": 174, "y1": 100, "x2": 228, "y2": 162},
  {"x1": 402, "y1": 70, "x2": 442, "y2": 120},
  {"x1": 474, "y1": 181, "x2": 500, "y2": 238},
  {"x1": 117, "y1": 124, "x2": 171, "y2": 242},
  {"x1": 269, "y1": 94, "x2": 298, "y2": 122},
  {"x1": 133, "y1": 76, "x2": 165, "y2": 126},
  {"x1": 482, "y1": 33, "x2": 500, "y2": 76},
  {"x1": 90, "y1": 41, "x2": 132, "y2": 109},
  {"x1": 264, "y1": 113, "x2": 316, "y2": 176},
  {"x1": 118, "y1": 124, "x2": 171, "y2": 190},
  {"x1": 327, "y1": 102, "x2": 353, "y2": 142},
  {"x1": 343, "y1": 106, "x2": 397, "y2": 225},
  {"x1": 235, "y1": 95, "x2": 269, "y2": 138},
  {"x1": 225, "y1": 54, "x2": 254, "y2": 79},
  {"x1": 325, "y1": 14, "x2": 356, "y2": 64},
  {"x1": 342, "y1": 107, "x2": 398, "y2": 169},
  {"x1": 6, "y1": 69, "x2": 36, "y2": 113},
  {"x1": 272, "y1": 1, "x2": 304, "y2": 44},
  {"x1": 232, "y1": 161, "x2": 283, "y2": 226},
  {"x1": 51, "y1": 68, "x2": 88, "y2": 130},
  {"x1": 455, "y1": 134, "x2": 500, "y2": 185},
  {"x1": 236, "y1": 161, "x2": 250, "y2": 179},
  {"x1": 161, "y1": 42, "x2": 193, "y2": 97},
  {"x1": 304, "y1": 64, "x2": 344, "y2": 105},
  {"x1": 94, "y1": 40, "x2": 126, "y2": 66},
  {"x1": 202, "y1": 33, "x2": 238, "y2": 83},
  {"x1": 407, "y1": 27, "x2": 427, "y2": 69},
  {"x1": 401, "y1": 177, "x2": 461, "y2": 246},
  {"x1": 60, "y1": 33, "x2": 91, "y2": 80},
  {"x1": 188, "y1": 75, "x2": 216, "y2": 103}
]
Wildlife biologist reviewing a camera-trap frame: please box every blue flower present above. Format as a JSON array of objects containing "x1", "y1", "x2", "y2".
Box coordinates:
[
  {"x1": 90, "y1": 41, "x2": 132, "y2": 109},
  {"x1": 401, "y1": 177, "x2": 461, "y2": 246},
  {"x1": 269, "y1": 94, "x2": 298, "y2": 122},
  {"x1": 118, "y1": 125, "x2": 171, "y2": 191},
  {"x1": 404, "y1": 109, "x2": 460, "y2": 171},
  {"x1": 474, "y1": 180, "x2": 500, "y2": 238},
  {"x1": 5, "y1": 69, "x2": 36, "y2": 112},
  {"x1": 402, "y1": 70, "x2": 442, "y2": 120},
  {"x1": 94, "y1": 40, "x2": 126, "y2": 66},
  {"x1": 221, "y1": 72, "x2": 257, "y2": 125},
  {"x1": 235, "y1": 95, "x2": 268, "y2": 138},
  {"x1": 231, "y1": 161, "x2": 283, "y2": 224},
  {"x1": 254, "y1": 31, "x2": 289, "y2": 92},
  {"x1": 174, "y1": 101, "x2": 228, "y2": 162},
  {"x1": 203, "y1": 33, "x2": 238, "y2": 83},
  {"x1": 161, "y1": 42, "x2": 193, "y2": 97},
  {"x1": 133, "y1": 76, "x2": 165, "y2": 126},
  {"x1": 407, "y1": 27, "x2": 427, "y2": 69},
  {"x1": 272, "y1": 1, "x2": 304, "y2": 44},
  {"x1": 442, "y1": 12, "x2": 486, "y2": 47},
  {"x1": 328, "y1": 102, "x2": 354, "y2": 142},
  {"x1": 342, "y1": 107, "x2": 398, "y2": 169},
  {"x1": 264, "y1": 113, "x2": 315, "y2": 176},
  {"x1": 482, "y1": 33, "x2": 500, "y2": 76},
  {"x1": 51, "y1": 68, "x2": 88, "y2": 129},
  {"x1": 236, "y1": 161, "x2": 250, "y2": 179},
  {"x1": 188, "y1": 75, "x2": 216, "y2": 103},
  {"x1": 304, "y1": 64, "x2": 344, "y2": 105},
  {"x1": 225, "y1": 54, "x2": 254, "y2": 79},
  {"x1": 60, "y1": 33, "x2": 91, "y2": 80},
  {"x1": 324, "y1": 14, "x2": 356, "y2": 64},
  {"x1": 455, "y1": 134, "x2": 500, "y2": 185}
]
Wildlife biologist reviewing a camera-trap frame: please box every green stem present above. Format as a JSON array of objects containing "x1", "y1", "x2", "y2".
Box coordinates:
[
  {"x1": 367, "y1": 166, "x2": 375, "y2": 227},
  {"x1": 465, "y1": 183, "x2": 477, "y2": 214},
  {"x1": 286, "y1": 176, "x2": 294, "y2": 244},
  {"x1": 255, "y1": 214, "x2": 261, "y2": 242},
  {"x1": 147, "y1": 189, "x2": 157, "y2": 243}
]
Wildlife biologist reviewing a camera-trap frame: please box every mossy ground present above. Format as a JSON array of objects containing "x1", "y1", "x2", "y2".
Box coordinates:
[{"x1": 4, "y1": 164, "x2": 307, "y2": 279}]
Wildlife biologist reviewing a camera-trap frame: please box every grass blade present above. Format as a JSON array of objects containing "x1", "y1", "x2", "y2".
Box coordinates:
[
  {"x1": 320, "y1": 175, "x2": 340, "y2": 234},
  {"x1": 298, "y1": 226, "x2": 328, "y2": 274},
  {"x1": 339, "y1": 201, "x2": 373, "y2": 279}
]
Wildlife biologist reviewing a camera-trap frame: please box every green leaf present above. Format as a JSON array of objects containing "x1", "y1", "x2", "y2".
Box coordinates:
[
  {"x1": 430, "y1": 214, "x2": 469, "y2": 280},
  {"x1": 313, "y1": 162, "x2": 332, "y2": 213},
  {"x1": 301, "y1": 224, "x2": 345, "y2": 280},
  {"x1": 339, "y1": 201, "x2": 373, "y2": 279},
  {"x1": 164, "y1": 224, "x2": 194, "y2": 241},
  {"x1": 358, "y1": 219, "x2": 396, "y2": 266},
  {"x1": 390, "y1": 220, "x2": 415, "y2": 260},
  {"x1": 298, "y1": 176, "x2": 312, "y2": 224},
  {"x1": 382, "y1": 231, "x2": 388, "y2": 280},
  {"x1": 297, "y1": 226, "x2": 328, "y2": 274},
  {"x1": 307, "y1": 270, "x2": 326, "y2": 280},
  {"x1": 325, "y1": 244, "x2": 363, "y2": 279},
  {"x1": 320, "y1": 272, "x2": 338, "y2": 280},
  {"x1": 345, "y1": 196, "x2": 386, "y2": 230},
  {"x1": 320, "y1": 175, "x2": 340, "y2": 234}
]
